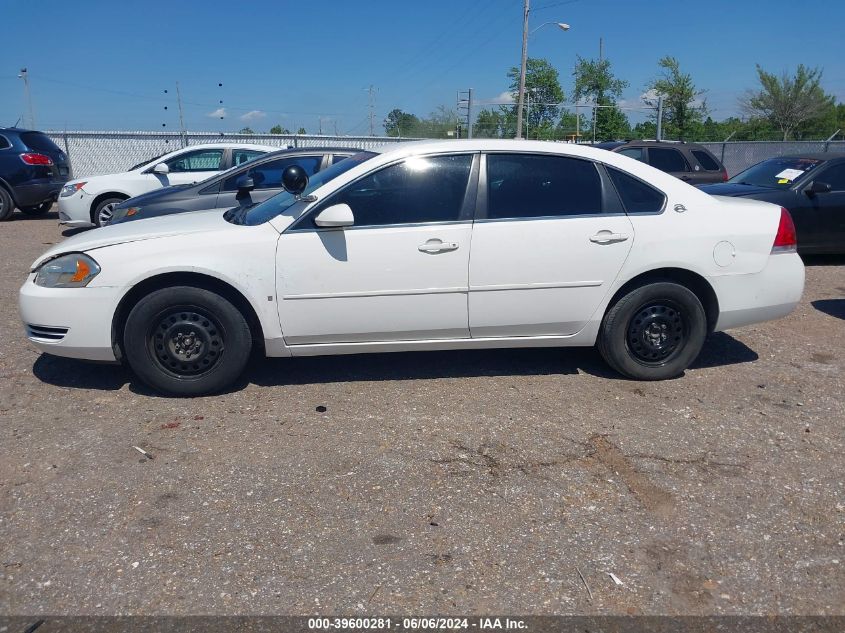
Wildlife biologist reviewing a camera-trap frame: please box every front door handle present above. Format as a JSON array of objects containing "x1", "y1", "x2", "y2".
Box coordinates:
[
  {"x1": 589, "y1": 231, "x2": 629, "y2": 244},
  {"x1": 418, "y1": 239, "x2": 459, "y2": 254}
]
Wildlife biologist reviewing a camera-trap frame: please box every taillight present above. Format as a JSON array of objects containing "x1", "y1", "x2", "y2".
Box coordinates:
[
  {"x1": 20, "y1": 153, "x2": 54, "y2": 166},
  {"x1": 771, "y1": 207, "x2": 797, "y2": 254},
  {"x1": 722, "y1": 168, "x2": 728, "y2": 182}
]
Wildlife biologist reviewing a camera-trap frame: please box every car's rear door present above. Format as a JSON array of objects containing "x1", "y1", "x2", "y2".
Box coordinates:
[
  {"x1": 468, "y1": 152, "x2": 634, "y2": 337},
  {"x1": 276, "y1": 153, "x2": 477, "y2": 345},
  {"x1": 216, "y1": 154, "x2": 326, "y2": 209}
]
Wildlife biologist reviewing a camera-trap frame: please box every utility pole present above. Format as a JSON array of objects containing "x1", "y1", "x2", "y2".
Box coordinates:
[
  {"x1": 599, "y1": 37, "x2": 603, "y2": 61},
  {"x1": 366, "y1": 85, "x2": 377, "y2": 136},
  {"x1": 656, "y1": 95, "x2": 664, "y2": 141},
  {"x1": 18, "y1": 68, "x2": 35, "y2": 129},
  {"x1": 457, "y1": 89, "x2": 473, "y2": 139},
  {"x1": 516, "y1": 0, "x2": 530, "y2": 139},
  {"x1": 175, "y1": 81, "x2": 187, "y2": 147}
]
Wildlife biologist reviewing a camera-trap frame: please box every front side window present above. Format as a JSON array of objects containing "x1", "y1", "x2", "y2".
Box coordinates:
[
  {"x1": 486, "y1": 153, "x2": 603, "y2": 219},
  {"x1": 311, "y1": 154, "x2": 473, "y2": 228},
  {"x1": 816, "y1": 163, "x2": 845, "y2": 191},
  {"x1": 232, "y1": 149, "x2": 266, "y2": 166},
  {"x1": 607, "y1": 166, "x2": 666, "y2": 214},
  {"x1": 648, "y1": 148, "x2": 690, "y2": 173},
  {"x1": 166, "y1": 149, "x2": 224, "y2": 172},
  {"x1": 223, "y1": 156, "x2": 322, "y2": 191}
]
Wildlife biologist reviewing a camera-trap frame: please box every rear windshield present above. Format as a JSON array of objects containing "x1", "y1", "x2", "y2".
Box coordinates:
[
  {"x1": 229, "y1": 151, "x2": 377, "y2": 226},
  {"x1": 729, "y1": 157, "x2": 823, "y2": 188},
  {"x1": 20, "y1": 132, "x2": 61, "y2": 154},
  {"x1": 691, "y1": 149, "x2": 720, "y2": 171}
]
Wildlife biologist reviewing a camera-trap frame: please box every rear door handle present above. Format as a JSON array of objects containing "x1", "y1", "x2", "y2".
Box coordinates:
[
  {"x1": 418, "y1": 238, "x2": 459, "y2": 254},
  {"x1": 589, "y1": 231, "x2": 629, "y2": 244}
]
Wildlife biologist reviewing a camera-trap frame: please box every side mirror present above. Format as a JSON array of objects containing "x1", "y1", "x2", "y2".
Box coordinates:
[
  {"x1": 153, "y1": 163, "x2": 170, "y2": 175},
  {"x1": 281, "y1": 164, "x2": 309, "y2": 196},
  {"x1": 236, "y1": 175, "x2": 255, "y2": 192},
  {"x1": 314, "y1": 203, "x2": 354, "y2": 228},
  {"x1": 806, "y1": 180, "x2": 832, "y2": 196}
]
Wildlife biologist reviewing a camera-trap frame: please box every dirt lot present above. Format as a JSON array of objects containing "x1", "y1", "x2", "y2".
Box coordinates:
[{"x1": 0, "y1": 208, "x2": 843, "y2": 616}]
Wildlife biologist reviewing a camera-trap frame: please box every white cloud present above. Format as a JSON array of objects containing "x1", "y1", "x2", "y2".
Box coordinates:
[
  {"x1": 239, "y1": 110, "x2": 267, "y2": 122},
  {"x1": 207, "y1": 107, "x2": 227, "y2": 118},
  {"x1": 640, "y1": 89, "x2": 660, "y2": 102},
  {"x1": 488, "y1": 91, "x2": 515, "y2": 105}
]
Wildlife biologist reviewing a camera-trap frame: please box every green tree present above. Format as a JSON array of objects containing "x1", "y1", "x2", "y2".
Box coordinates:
[
  {"x1": 506, "y1": 58, "x2": 564, "y2": 139},
  {"x1": 238, "y1": 126, "x2": 255, "y2": 134},
  {"x1": 645, "y1": 56, "x2": 708, "y2": 140},
  {"x1": 383, "y1": 108, "x2": 421, "y2": 137},
  {"x1": 554, "y1": 110, "x2": 580, "y2": 141},
  {"x1": 573, "y1": 56, "x2": 630, "y2": 141},
  {"x1": 418, "y1": 105, "x2": 458, "y2": 138},
  {"x1": 474, "y1": 109, "x2": 506, "y2": 138},
  {"x1": 296, "y1": 127, "x2": 307, "y2": 135},
  {"x1": 269, "y1": 124, "x2": 290, "y2": 134},
  {"x1": 740, "y1": 64, "x2": 836, "y2": 140}
]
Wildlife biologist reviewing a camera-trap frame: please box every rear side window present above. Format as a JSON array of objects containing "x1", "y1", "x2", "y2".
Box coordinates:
[
  {"x1": 223, "y1": 155, "x2": 322, "y2": 191},
  {"x1": 692, "y1": 149, "x2": 720, "y2": 171},
  {"x1": 618, "y1": 147, "x2": 645, "y2": 162},
  {"x1": 0, "y1": 135, "x2": 10, "y2": 150},
  {"x1": 315, "y1": 154, "x2": 473, "y2": 227},
  {"x1": 607, "y1": 167, "x2": 666, "y2": 214},
  {"x1": 166, "y1": 149, "x2": 223, "y2": 172},
  {"x1": 486, "y1": 154, "x2": 603, "y2": 219},
  {"x1": 648, "y1": 148, "x2": 690, "y2": 173},
  {"x1": 20, "y1": 132, "x2": 61, "y2": 153}
]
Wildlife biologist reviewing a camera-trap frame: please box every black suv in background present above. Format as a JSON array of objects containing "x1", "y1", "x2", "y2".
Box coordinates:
[
  {"x1": 0, "y1": 127, "x2": 70, "y2": 220},
  {"x1": 596, "y1": 140, "x2": 727, "y2": 185}
]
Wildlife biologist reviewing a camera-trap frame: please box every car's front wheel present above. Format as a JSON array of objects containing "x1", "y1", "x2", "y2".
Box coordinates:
[
  {"x1": 92, "y1": 197, "x2": 125, "y2": 227},
  {"x1": 123, "y1": 286, "x2": 253, "y2": 396},
  {"x1": 597, "y1": 281, "x2": 707, "y2": 380},
  {"x1": 0, "y1": 187, "x2": 15, "y2": 221}
]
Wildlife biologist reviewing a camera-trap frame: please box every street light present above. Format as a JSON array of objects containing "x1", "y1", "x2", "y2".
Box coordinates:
[{"x1": 515, "y1": 0, "x2": 570, "y2": 139}]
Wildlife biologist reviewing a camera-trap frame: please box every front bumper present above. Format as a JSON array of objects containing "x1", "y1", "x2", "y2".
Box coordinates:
[
  {"x1": 57, "y1": 191, "x2": 95, "y2": 227},
  {"x1": 19, "y1": 275, "x2": 121, "y2": 361}
]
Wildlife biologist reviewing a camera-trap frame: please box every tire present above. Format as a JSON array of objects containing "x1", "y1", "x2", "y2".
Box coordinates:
[
  {"x1": 597, "y1": 281, "x2": 707, "y2": 381},
  {"x1": 20, "y1": 201, "x2": 53, "y2": 216},
  {"x1": 123, "y1": 286, "x2": 253, "y2": 396},
  {"x1": 0, "y1": 187, "x2": 15, "y2": 221},
  {"x1": 92, "y1": 197, "x2": 125, "y2": 227}
]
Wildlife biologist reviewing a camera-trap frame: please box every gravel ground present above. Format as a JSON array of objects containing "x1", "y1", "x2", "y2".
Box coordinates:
[{"x1": 0, "y1": 208, "x2": 843, "y2": 616}]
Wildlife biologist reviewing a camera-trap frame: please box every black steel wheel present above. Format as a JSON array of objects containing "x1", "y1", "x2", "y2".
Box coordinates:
[
  {"x1": 124, "y1": 286, "x2": 252, "y2": 396},
  {"x1": 598, "y1": 281, "x2": 707, "y2": 381}
]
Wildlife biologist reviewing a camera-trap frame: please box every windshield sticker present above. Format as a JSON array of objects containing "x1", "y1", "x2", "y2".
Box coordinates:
[
  {"x1": 775, "y1": 168, "x2": 804, "y2": 182},
  {"x1": 777, "y1": 178, "x2": 789, "y2": 184}
]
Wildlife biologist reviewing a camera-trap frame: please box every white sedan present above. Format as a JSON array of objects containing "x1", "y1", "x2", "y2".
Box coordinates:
[
  {"x1": 21, "y1": 140, "x2": 804, "y2": 396},
  {"x1": 57, "y1": 143, "x2": 277, "y2": 227}
]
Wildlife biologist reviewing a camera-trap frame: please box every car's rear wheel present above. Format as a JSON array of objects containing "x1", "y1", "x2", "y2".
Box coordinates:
[
  {"x1": 0, "y1": 187, "x2": 15, "y2": 221},
  {"x1": 92, "y1": 197, "x2": 125, "y2": 227},
  {"x1": 123, "y1": 286, "x2": 253, "y2": 396},
  {"x1": 597, "y1": 281, "x2": 707, "y2": 380},
  {"x1": 20, "y1": 201, "x2": 53, "y2": 216}
]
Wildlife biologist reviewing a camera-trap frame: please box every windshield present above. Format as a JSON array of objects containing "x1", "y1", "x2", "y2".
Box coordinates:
[
  {"x1": 229, "y1": 151, "x2": 377, "y2": 226},
  {"x1": 729, "y1": 157, "x2": 824, "y2": 188}
]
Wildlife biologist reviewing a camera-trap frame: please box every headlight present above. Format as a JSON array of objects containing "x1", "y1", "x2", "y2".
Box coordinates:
[
  {"x1": 35, "y1": 253, "x2": 101, "y2": 288},
  {"x1": 60, "y1": 182, "x2": 86, "y2": 197}
]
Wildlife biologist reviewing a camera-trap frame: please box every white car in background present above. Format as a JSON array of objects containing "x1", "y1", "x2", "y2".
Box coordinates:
[
  {"x1": 57, "y1": 143, "x2": 278, "y2": 227},
  {"x1": 21, "y1": 140, "x2": 804, "y2": 396}
]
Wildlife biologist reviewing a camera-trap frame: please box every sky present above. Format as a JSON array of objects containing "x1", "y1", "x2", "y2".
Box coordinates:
[{"x1": 1, "y1": 0, "x2": 843, "y2": 135}]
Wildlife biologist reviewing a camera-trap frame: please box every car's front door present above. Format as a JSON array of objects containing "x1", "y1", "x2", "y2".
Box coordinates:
[
  {"x1": 796, "y1": 162, "x2": 845, "y2": 253},
  {"x1": 468, "y1": 152, "x2": 634, "y2": 337},
  {"x1": 217, "y1": 154, "x2": 326, "y2": 209},
  {"x1": 276, "y1": 153, "x2": 477, "y2": 345}
]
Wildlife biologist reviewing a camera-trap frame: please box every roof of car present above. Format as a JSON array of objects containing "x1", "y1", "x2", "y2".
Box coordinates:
[{"x1": 774, "y1": 153, "x2": 845, "y2": 161}]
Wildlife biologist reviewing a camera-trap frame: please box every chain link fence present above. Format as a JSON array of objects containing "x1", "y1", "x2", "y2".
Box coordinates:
[
  {"x1": 44, "y1": 131, "x2": 416, "y2": 179},
  {"x1": 700, "y1": 140, "x2": 845, "y2": 177},
  {"x1": 45, "y1": 131, "x2": 845, "y2": 180}
]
